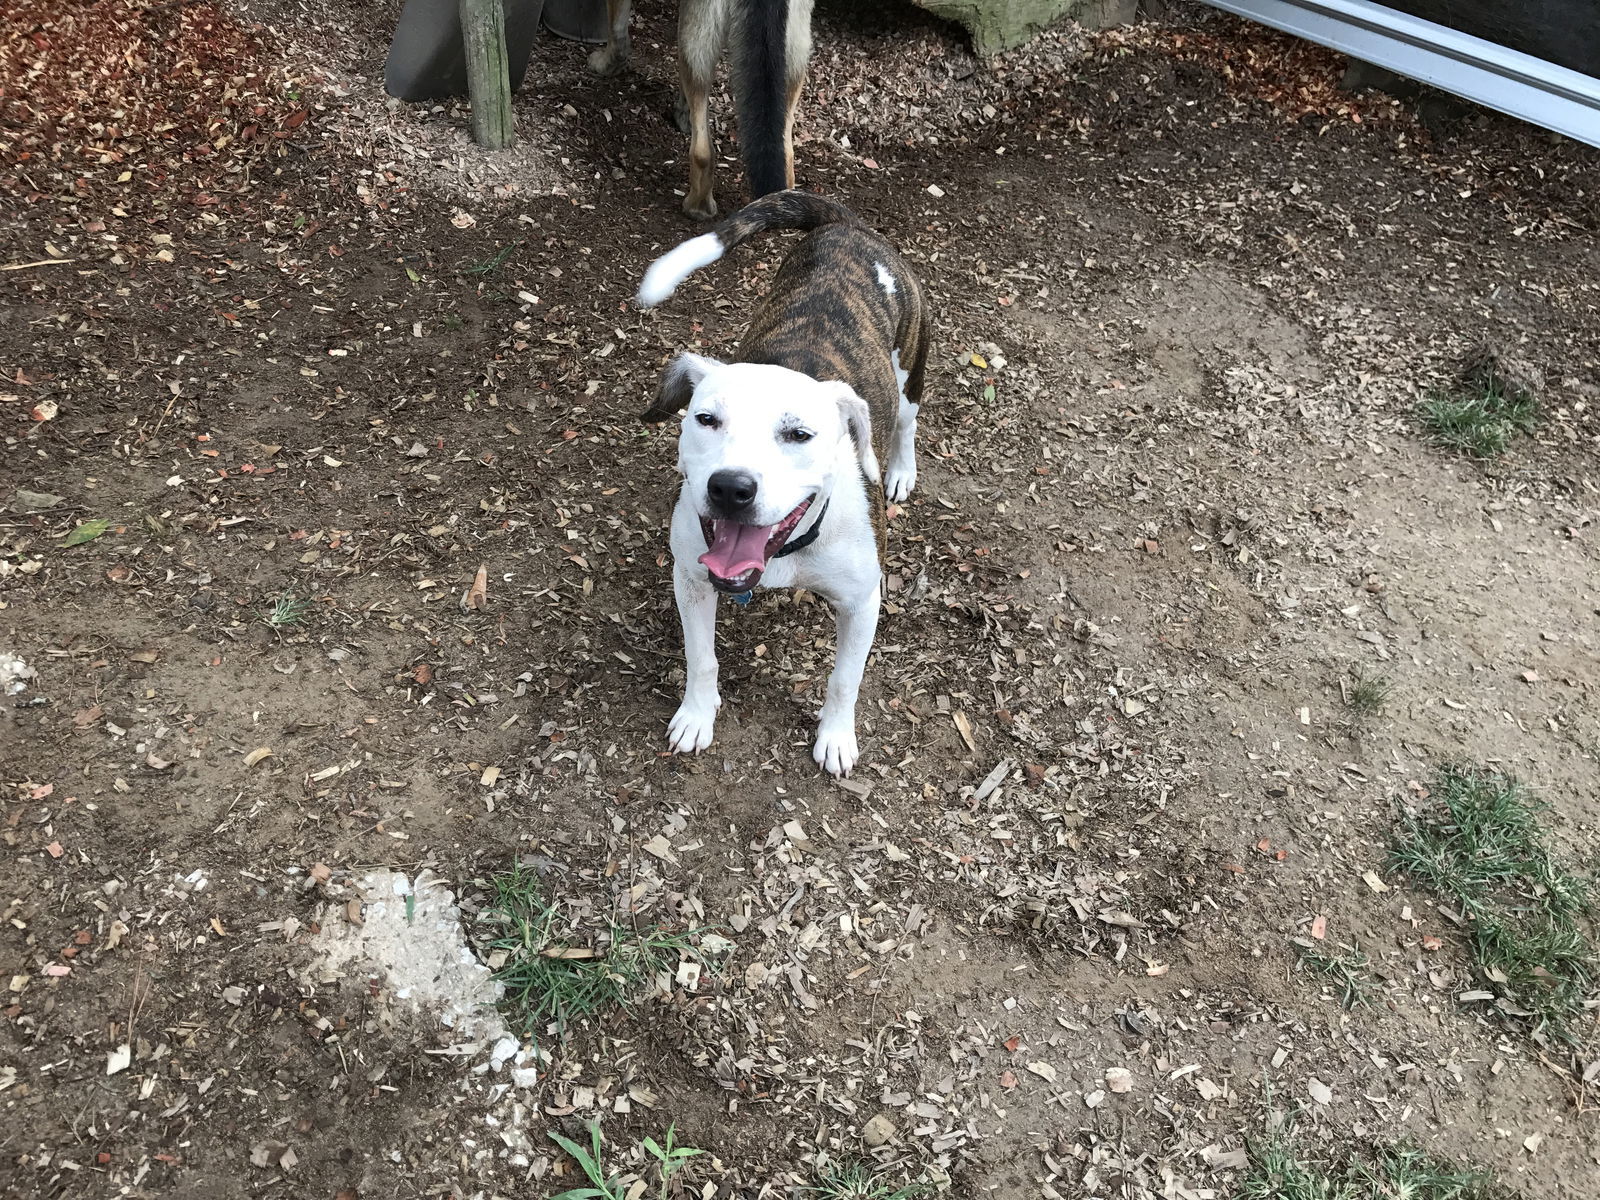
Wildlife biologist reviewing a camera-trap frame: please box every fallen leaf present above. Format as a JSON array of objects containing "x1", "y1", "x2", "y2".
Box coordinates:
[
  {"x1": 1097, "y1": 909, "x2": 1145, "y2": 929},
  {"x1": 61, "y1": 518, "x2": 111, "y2": 548}
]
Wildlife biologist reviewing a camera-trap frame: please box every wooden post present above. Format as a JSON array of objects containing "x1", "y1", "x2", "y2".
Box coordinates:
[{"x1": 459, "y1": 0, "x2": 514, "y2": 150}]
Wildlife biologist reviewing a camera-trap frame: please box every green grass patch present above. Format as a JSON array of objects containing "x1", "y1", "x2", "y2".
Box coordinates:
[
  {"x1": 1343, "y1": 670, "x2": 1391, "y2": 718},
  {"x1": 1294, "y1": 940, "x2": 1371, "y2": 1009},
  {"x1": 1245, "y1": 1126, "x2": 1507, "y2": 1200},
  {"x1": 548, "y1": 1121, "x2": 703, "y2": 1200},
  {"x1": 1418, "y1": 372, "x2": 1537, "y2": 458},
  {"x1": 1391, "y1": 765, "x2": 1596, "y2": 1042},
  {"x1": 476, "y1": 862, "x2": 706, "y2": 1036},
  {"x1": 806, "y1": 1161, "x2": 928, "y2": 1200}
]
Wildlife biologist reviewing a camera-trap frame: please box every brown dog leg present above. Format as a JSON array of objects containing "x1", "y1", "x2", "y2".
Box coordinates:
[
  {"x1": 587, "y1": 0, "x2": 633, "y2": 76},
  {"x1": 681, "y1": 69, "x2": 716, "y2": 220},
  {"x1": 677, "y1": 1, "x2": 729, "y2": 220},
  {"x1": 782, "y1": 75, "x2": 804, "y2": 189}
]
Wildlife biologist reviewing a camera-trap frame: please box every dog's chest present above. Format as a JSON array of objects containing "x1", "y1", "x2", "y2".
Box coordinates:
[{"x1": 748, "y1": 487, "x2": 880, "y2": 603}]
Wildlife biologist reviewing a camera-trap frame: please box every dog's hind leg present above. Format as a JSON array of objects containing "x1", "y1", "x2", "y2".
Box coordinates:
[
  {"x1": 884, "y1": 301, "x2": 929, "y2": 502},
  {"x1": 884, "y1": 351, "x2": 918, "y2": 504},
  {"x1": 813, "y1": 588, "x2": 880, "y2": 777},
  {"x1": 668, "y1": 564, "x2": 721, "y2": 753},
  {"x1": 678, "y1": 0, "x2": 730, "y2": 219},
  {"x1": 781, "y1": 1, "x2": 814, "y2": 188},
  {"x1": 587, "y1": 0, "x2": 633, "y2": 76}
]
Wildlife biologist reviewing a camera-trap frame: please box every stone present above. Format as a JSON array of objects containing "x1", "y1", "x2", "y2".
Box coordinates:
[
  {"x1": 1461, "y1": 339, "x2": 1543, "y2": 405},
  {"x1": 862, "y1": 1112, "x2": 897, "y2": 1147},
  {"x1": 912, "y1": 0, "x2": 1136, "y2": 57},
  {"x1": 11, "y1": 489, "x2": 64, "y2": 513}
]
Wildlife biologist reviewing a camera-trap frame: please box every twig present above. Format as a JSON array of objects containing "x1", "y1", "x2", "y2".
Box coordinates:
[{"x1": 1, "y1": 259, "x2": 74, "y2": 272}]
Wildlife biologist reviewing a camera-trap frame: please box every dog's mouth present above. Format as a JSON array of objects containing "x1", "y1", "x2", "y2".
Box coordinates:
[{"x1": 698, "y1": 494, "x2": 815, "y2": 593}]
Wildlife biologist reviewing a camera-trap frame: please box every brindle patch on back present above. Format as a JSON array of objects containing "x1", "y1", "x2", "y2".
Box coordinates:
[{"x1": 733, "y1": 223, "x2": 929, "y2": 563}]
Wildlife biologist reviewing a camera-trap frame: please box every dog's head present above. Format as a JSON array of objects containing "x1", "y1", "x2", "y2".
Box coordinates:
[{"x1": 643, "y1": 354, "x2": 878, "y2": 592}]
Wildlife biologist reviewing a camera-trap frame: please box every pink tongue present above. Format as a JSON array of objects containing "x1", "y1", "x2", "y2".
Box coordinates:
[{"x1": 699, "y1": 521, "x2": 774, "y2": 578}]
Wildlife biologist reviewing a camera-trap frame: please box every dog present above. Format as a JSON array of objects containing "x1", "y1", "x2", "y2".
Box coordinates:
[
  {"x1": 637, "y1": 191, "x2": 931, "y2": 776},
  {"x1": 587, "y1": 0, "x2": 814, "y2": 220}
]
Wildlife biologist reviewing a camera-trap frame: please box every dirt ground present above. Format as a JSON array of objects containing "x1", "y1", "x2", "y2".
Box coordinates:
[{"x1": 3, "y1": 1, "x2": 1599, "y2": 1197}]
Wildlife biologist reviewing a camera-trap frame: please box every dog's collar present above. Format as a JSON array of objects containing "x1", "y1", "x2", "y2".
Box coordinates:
[{"x1": 773, "y1": 496, "x2": 829, "y2": 559}]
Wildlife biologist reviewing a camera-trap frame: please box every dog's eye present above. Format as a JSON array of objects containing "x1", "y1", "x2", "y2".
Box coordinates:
[
  {"x1": 694, "y1": 412, "x2": 720, "y2": 429},
  {"x1": 783, "y1": 428, "x2": 814, "y2": 444}
]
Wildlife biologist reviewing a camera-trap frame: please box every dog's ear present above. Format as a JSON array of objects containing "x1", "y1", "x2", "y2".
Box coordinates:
[
  {"x1": 640, "y1": 352, "x2": 721, "y2": 424},
  {"x1": 825, "y1": 382, "x2": 881, "y2": 484}
]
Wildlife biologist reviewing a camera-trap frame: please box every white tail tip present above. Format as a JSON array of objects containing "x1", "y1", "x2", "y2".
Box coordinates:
[{"x1": 637, "y1": 233, "x2": 724, "y2": 308}]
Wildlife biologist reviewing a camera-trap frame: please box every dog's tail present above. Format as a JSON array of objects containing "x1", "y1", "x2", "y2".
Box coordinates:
[
  {"x1": 637, "y1": 190, "x2": 858, "y2": 308},
  {"x1": 731, "y1": 0, "x2": 789, "y2": 201}
]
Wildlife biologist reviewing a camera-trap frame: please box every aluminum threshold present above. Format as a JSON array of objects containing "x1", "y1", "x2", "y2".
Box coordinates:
[{"x1": 1199, "y1": 0, "x2": 1600, "y2": 147}]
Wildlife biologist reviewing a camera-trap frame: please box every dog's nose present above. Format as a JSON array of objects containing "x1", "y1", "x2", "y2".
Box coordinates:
[{"x1": 706, "y1": 468, "x2": 758, "y2": 514}]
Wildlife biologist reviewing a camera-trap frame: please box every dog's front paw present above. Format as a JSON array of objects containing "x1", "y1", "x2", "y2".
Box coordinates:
[
  {"x1": 813, "y1": 720, "x2": 860, "y2": 778},
  {"x1": 884, "y1": 464, "x2": 916, "y2": 503},
  {"x1": 667, "y1": 701, "x2": 718, "y2": 755}
]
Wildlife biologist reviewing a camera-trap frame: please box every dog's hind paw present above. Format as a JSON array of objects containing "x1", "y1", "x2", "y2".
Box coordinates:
[
  {"x1": 813, "y1": 722, "x2": 859, "y2": 778},
  {"x1": 884, "y1": 465, "x2": 916, "y2": 503},
  {"x1": 586, "y1": 44, "x2": 630, "y2": 77},
  {"x1": 667, "y1": 702, "x2": 717, "y2": 754}
]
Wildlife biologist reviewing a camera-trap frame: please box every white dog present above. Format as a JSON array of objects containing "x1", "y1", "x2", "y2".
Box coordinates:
[{"x1": 637, "y1": 192, "x2": 931, "y2": 776}]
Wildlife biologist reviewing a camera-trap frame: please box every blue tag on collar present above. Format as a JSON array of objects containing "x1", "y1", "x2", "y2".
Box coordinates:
[{"x1": 730, "y1": 590, "x2": 754, "y2": 606}]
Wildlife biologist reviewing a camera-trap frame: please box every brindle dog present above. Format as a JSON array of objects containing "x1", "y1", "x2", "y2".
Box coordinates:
[{"x1": 636, "y1": 192, "x2": 932, "y2": 776}]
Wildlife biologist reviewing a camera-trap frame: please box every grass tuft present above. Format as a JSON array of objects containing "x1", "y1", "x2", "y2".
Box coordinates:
[
  {"x1": 1246, "y1": 1122, "x2": 1507, "y2": 1200},
  {"x1": 263, "y1": 592, "x2": 310, "y2": 628},
  {"x1": 462, "y1": 239, "x2": 521, "y2": 277},
  {"x1": 1418, "y1": 372, "x2": 1537, "y2": 458},
  {"x1": 1295, "y1": 941, "x2": 1371, "y2": 1009},
  {"x1": 806, "y1": 1161, "x2": 928, "y2": 1200},
  {"x1": 1343, "y1": 670, "x2": 1391, "y2": 718},
  {"x1": 1391, "y1": 765, "x2": 1596, "y2": 1042},
  {"x1": 476, "y1": 862, "x2": 704, "y2": 1036}
]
